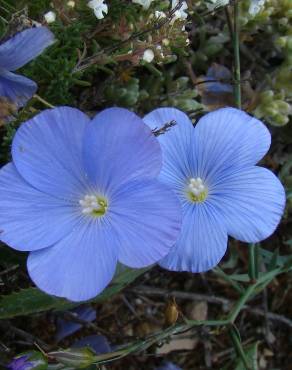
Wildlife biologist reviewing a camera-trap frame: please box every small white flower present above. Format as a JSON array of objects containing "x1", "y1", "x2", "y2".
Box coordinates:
[
  {"x1": 171, "y1": 0, "x2": 188, "y2": 23},
  {"x1": 44, "y1": 11, "x2": 56, "y2": 24},
  {"x1": 155, "y1": 10, "x2": 167, "y2": 19},
  {"x1": 249, "y1": 0, "x2": 266, "y2": 15},
  {"x1": 88, "y1": 0, "x2": 108, "y2": 20},
  {"x1": 142, "y1": 49, "x2": 155, "y2": 63},
  {"x1": 132, "y1": 0, "x2": 154, "y2": 9},
  {"x1": 206, "y1": 0, "x2": 230, "y2": 11},
  {"x1": 67, "y1": 0, "x2": 75, "y2": 8}
]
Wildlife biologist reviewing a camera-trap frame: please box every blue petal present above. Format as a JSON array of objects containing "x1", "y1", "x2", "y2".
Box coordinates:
[
  {"x1": 0, "y1": 69, "x2": 36, "y2": 107},
  {"x1": 83, "y1": 108, "x2": 162, "y2": 193},
  {"x1": 0, "y1": 27, "x2": 54, "y2": 71},
  {"x1": 109, "y1": 179, "x2": 181, "y2": 268},
  {"x1": 204, "y1": 63, "x2": 233, "y2": 93},
  {"x1": 56, "y1": 306, "x2": 96, "y2": 342},
  {"x1": 73, "y1": 335, "x2": 111, "y2": 354},
  {"x1": 209, "y1": 166, "x2": 286, "y2": 242},
  {"x1": 156, "y1": 362, "x2": 182, "y2": 370},
  {"x1": 159, "y1": 202, "x2": 227, "y2": 272},
  {"x1": 27, "y1": 220, "x2": 118, "y2": 301},
  {"x1": 0, "y1": 163, "x2": 81, "y2": 251},
  {"x1": 143, "y1": 108, "x2": 194, "y2": 199},
  {"x1": 12, "y1": 107, "x2": 91, "y2": 199},
  {"x1": 192, "y1": 108, "x2": 271, "y2": 183}
]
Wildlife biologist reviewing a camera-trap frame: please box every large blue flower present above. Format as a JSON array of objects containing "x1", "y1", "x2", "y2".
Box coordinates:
[
  {"x1": 143, "y1": 107, "x2": 286, "y2": 272},
  {"x1": 0, "y1": 26, "x2": 54, "y2": 107},
  {"x1": 0, "y1": 107, "x2": 181, "y2": 301}
]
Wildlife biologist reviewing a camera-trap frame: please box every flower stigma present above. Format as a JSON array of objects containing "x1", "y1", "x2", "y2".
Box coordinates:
[
  {"x1": 187, "y1": 177, "x2": 208, "y2": 203},
  {"x1": 79, "y1": 195, "x2": 108, "y2": 217}
]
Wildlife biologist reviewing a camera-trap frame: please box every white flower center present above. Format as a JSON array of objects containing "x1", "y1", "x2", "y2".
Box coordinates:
[
  {"x1": 187, "y1": 177, "x2": 208, "y2": 202},
  {"x1": 79, "y1": 195, "x2": 108, "y2": 216}
]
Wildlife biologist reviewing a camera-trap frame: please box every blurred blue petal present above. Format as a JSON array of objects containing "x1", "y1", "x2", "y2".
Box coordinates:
[
  {"x1": 0, "y1": 69, "x2": 36, "y2": 107},
  {"x1": 110, "y1": 179, "x2": 181, "y2": 268},
  {"x1": 12, "y1": 107, "x2": 91, "y2": 199},
  {"x1": 56, "y1": 306, "x2": 96, "y2": 342},
  {"x1": 0, "y1": 27, "x2": 54, "y2": 71},
  {"x1": 7, "y1": 355, "x2": 32, "y2": 370},
  {"x1": 27, "y1": 218, "x2": 118, "y2": 302},
  {"x1": 73, "y1": 335, "x2": 111, "y2": 354},
  {"x1": 192, "y1": 108, "x2": 271, "y2": 183},
  {"x1": 0, "y1": 163, "x2": 81, "y2": 252},
  {"x1": 159, "y1": 201, "x2": 227, "y2": 272},
  {"x1": 204, "y1": 63, "x2": 233, "y2": 93},
  {"x1": 209, "y1": 166, "x2": 286, "y2": 242},
  {"x1": 156, "y1": 361, "x2": 182, "y2": 370},
  {"x1": 83, "y1": 107, "x2": 162, "y2": 194}
]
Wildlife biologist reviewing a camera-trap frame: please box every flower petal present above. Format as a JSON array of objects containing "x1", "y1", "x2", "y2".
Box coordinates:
[
  {"x1": 0, "y1": 27, "x2": 54, "y2": 71},
  {"x1": 0, "y1": 69, "x2": 36, "y2": 107},
  {"x1": 143, "y1": 108, "x2": 194, "y2": 197},
  {"x1": 27, "y1": 221, "x2": 118, "y2": 302},
  {"x1": 109, "y1": 179, "x2": 181, "y2": 268},
  {"x1": 83, "y1": 108, "x2": 162, "y2": 193},
  {"x1": 193, "y1": 108, "x2": 271, "y2": 182},
  {"x1": 160, "y1": 203, "x2": 227, "y2": 272},
  {"x1": 209, "y1": 166, "x2": 286, "y2": 242},
  {"x1": 0, "y1": 163, "x2": 81, "y2": 251},
  {"x1": 12, "y1": 107, "x2": 90, "y2": 199}
]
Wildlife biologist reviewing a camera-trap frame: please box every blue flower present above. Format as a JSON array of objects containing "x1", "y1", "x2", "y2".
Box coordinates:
[
  {"x1": 0, "y1": 107, "x2": 181, "y2": 301},
  {"x1": 7, "y1": 352, "x2": 46, "y2": 370},
  {"x1": 0, "y1": 27, "x2": 54, "y2": 108},
  {"x1": 143, "y1": 107, "x2": 285, "y2": 272},
  {"x1": 155, "y1": 362, "x2": 182, "y2": 370},
  {"x1": 7, "y1": 355, "x2": 33, "y2": 370}
]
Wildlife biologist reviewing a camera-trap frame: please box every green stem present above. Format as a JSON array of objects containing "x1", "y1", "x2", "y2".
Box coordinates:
[
  {"x1": 33, "y1": 94, "x2": 55, "y2": 109},
  {"x1": 213, "y1": 267, "x2": 244, "y2": 294},
  {"x1": 233, "y1": 0, "x2": 241, "y2": 108},
  {"x1": 229, "y1": 326, "x2": 251, "y2": 370},
  {"x1": 248, "y1": 243, "x2": 259, "y2": 281}
]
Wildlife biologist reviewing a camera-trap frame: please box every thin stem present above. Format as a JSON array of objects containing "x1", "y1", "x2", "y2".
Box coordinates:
[
  {"x1": 248, "y1": 243, "x2": 258, "y2": 282},
  {"x1": 233, "y1": 0, "x2": 241, "y2": 108},
  {"x1": 213, "y1": 267, "x2": 244, "y2": 294},
  {"x1": 33, "y1": 94, "x2": 55, "y2": 109},
  {"x1": 229, "y1": 326, "x2": 251, "y2": 370}
]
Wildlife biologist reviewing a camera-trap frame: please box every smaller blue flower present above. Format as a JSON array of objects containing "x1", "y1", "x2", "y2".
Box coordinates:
[
  {"x1": 0, "y1": 107, "x2": 181, "y2": 301},
  {"x1": 7, "y1": 352, "x2": 46, "y2": 370},
  {"x1": 0, "y1": 27, "x2": 54, "y2": 108},
  {"x1": 7, "y1": 355, "x2": 33, "y2": 370},
  {"x1": 143, "y1": 107, "x2": 286, "y2": 272},
  {"x1": 202, "y1": 63, "x2": 233, "y2": 93},
  {"x1": 155, "y1": 362, "x2": 182, "y2": 370}
]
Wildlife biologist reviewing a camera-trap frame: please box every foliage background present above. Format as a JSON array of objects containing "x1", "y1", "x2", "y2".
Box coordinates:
[{"x1": 0, "y1": 0, "x2": 291, "y2": 369}]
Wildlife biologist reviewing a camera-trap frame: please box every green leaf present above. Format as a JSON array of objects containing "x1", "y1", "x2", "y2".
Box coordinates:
[
  {"x1": 234, "y1": 341, "x2": 259, "y2": 370},
  {"x1": 0, "y1": 266, "x2": 150, "y2": 319}
]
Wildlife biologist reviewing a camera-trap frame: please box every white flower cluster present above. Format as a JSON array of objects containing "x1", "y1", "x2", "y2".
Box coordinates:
[
  {"x1": 88, "y1": 0, "x2": 108, "y2": 19},
  {"x1": 249, "y1": 0, "x2": 266, "y2": 16},
  {"x1": 132, "y1": 0, "x2": 188, "y2": 22}
]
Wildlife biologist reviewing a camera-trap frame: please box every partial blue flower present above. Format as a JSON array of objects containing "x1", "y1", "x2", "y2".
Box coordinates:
[
  {"x1": 0, "y1": 27, "x2": 54, "y2": 107},
  {"x1": 56, "y1": 306, "x2": 96, "y2": 342},
  {"x1": 7, "y1": 352, "x2": 47, "y2": 370},
  {"x1": 73, "y1": 335, "x2": 111, "y2": 354},
  {"x1": 7, "y1": 355, "x2": 33, "y2": 370},
  {"x1": 155, "y1": 362, "x2": 182, "y2": 370},
  {"x1": 202, "y1": 63, "x2": 233, "y2": 93},
  {"x1": 143, "y1": 107, "x2": 285, "y2": 272},
  {"x1": 0, "y1": 107, "x2": 181, "y2": 301}
]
